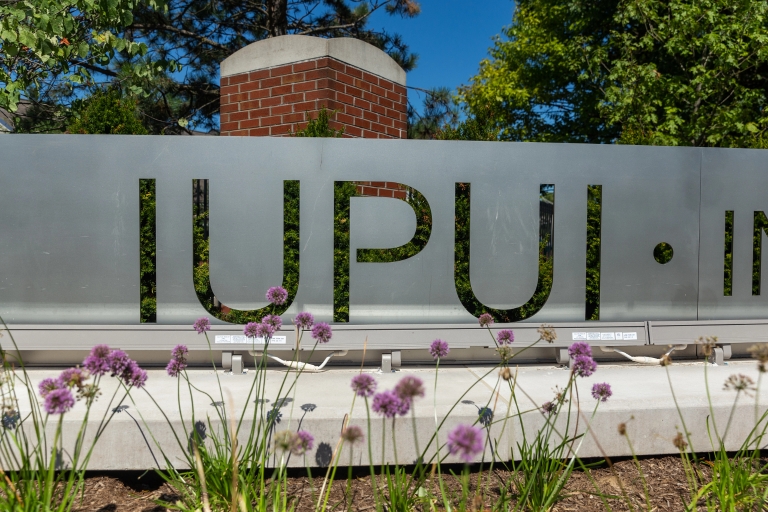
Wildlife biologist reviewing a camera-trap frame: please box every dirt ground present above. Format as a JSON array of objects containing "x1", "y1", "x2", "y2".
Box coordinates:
[{"x1": 71, "y1": 455, "x2": 715, "y2": 512}]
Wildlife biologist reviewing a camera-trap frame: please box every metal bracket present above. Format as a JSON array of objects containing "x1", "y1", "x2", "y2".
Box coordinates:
[
  {"x1": 222, "y1": 351, "x2": 232, "y2": 370},
  {"x1": 708, "y1": 344, "x2": 732, "y2": 365},
  {"x1": 231, "y1": 354, "x2": 244, "y2": 374},
  {"x1": 555, "y1": 348, "x2": 570, "y2": 366},
  {"x1": 380, "y1": 351, "x2": 402, "y2": 373}
]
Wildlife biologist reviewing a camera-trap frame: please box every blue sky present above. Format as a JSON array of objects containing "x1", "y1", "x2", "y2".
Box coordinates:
[{"x1": 369, "y1": 0, "x2": 515, "y2": 107}]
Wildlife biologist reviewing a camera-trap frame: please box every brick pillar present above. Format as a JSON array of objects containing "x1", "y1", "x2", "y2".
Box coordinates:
[{"x1": 220, "y1": 35, "x2": 407, "y2": 139}]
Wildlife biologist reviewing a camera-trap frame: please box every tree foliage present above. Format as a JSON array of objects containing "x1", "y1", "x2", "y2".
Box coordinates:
[
  {"x1": 460, "y1": 0, "x2": 768, "y2": 147},
  {"x1": 0, "y1": 0, "x2": 164, "y2": 124}
]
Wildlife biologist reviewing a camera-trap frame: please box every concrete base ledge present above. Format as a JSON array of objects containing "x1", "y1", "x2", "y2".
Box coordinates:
[{"x1": 7, "y1": 360, "x2": 766, "y2": 470}]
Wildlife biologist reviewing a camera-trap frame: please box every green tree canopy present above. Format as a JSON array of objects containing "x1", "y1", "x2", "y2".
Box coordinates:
[{"x1": 460, "y1": 0, "x2": 768, "y2": 147}]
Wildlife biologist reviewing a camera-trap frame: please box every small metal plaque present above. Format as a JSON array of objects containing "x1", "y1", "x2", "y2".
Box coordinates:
[{"x1": 214, "y1": 335, "x2": 287, "y2": 345}]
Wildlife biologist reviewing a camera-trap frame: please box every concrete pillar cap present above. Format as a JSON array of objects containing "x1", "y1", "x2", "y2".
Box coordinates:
[{"x1": 220, "y1": 35, "x2": 406, "y2": 85}]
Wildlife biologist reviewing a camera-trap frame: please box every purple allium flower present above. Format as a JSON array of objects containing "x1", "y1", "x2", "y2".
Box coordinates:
[
  {"x1": 58, "y1": 368, "x2": 87, "y2": 389},
  {"x1": 311, "y1": 322, "x2": 332, "y2": 343},
  {"x1": 107, "y1": 350, "x2": 131, "y2": 377},
  {"x1": 44, "y1": 388, "x2": 75, "y2": 415},
  {"x1": 541, "y1": 401, "x2": 556, "y2": 415},
  {"x1": 256, "y1": 322, "x2": 275, "y2": 340},
  {"x1": 39, "y1": 378, "x2": 60, "y2": 398},
  {"x1": 342, "y1": 425, "x2": 364, "y2": 444},
  {"x1": 429, "y1": 339, "x2": 449, "y2": 359},
  {"x1": 266, "y1": 286, "x2": 288, "y2": 305},
  {"x1": 171, "y1": 345, "x2": 188, "y2": 360},
  {"x1": 395, "y1": 375, "x2": 425, "y2": 402},
  {"x1": 262, "y1": 314, "x2": 282, "y2": 330},
  {"x1": 83, "y1": 345, "x2": 111, "y2": 376},
  {"x1": 497, "y1": 329, "x2": 515, "y2": 345},
  {"x1": 166, "y1": 359, "x2": 184, "y2": 378},
  {"x1": 371, "y1": 390, "x2": 408, "y2": 418},
  {"x1": 244, "y1": 322, "x2": 260, "y2": 338},
  {"x1": 293, "y1": 312, "x2": 315, "y2": 330},
  {"x1": 351, "y1": 374, "x2": 377, "y2": 398},
  {"x1": 193, "y1": 317, "x2": 211, "y2": 334},
  {"x1": 573, "y1": 355, "x2": 597, "y2": 378},
  {"x1": 446, "y1": 424, "x2": 485, "y2": 463},
  {"x1": 478, "y1": 313, "x2": 494, "y2": 328},
  {"x1": 121, "y1": 361, "x2": 147, "y2": 388},
  {"x1": 568, "y1": 342, "x2": 592, "y2": 359},
  {"x1": 294, "y1": 430, "x2": 314, "y2": 455},
  {"x1": 591, "y1": 382, "x2": 613, "y2": 402}
]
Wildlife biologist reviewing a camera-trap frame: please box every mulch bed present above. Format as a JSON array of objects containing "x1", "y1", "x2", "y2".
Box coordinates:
[{"x1": 73, "y1": 456, "x2": 709, "y2": 511}]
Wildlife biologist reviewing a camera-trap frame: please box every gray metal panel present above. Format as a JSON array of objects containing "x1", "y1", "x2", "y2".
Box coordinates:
[
  {"x1": 649, "y1": 319, "x2": 768, "y2": 346},
  {"x1": 699, "y1": 148, "x2": 768, "y2": 319},
  {"x1": 3, "y1": 321, "x2": 649, "y2": 351}
]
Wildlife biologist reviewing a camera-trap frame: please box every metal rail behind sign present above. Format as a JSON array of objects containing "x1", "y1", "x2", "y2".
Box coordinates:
[{"x1": 0, "y1": 136, "x2": 765, "y2": 329}]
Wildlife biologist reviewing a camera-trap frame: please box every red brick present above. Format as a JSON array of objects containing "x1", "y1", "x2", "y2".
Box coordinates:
[
  {"x1": 241, "y1": 100, "x2": 261, "y2": 110},
  {"x1": 220, "y1": 113, "x2": 230, "y2": 123},
  {"x1": 294, "y1": 81, "x2": 317, "y2": 93},
  {"x1": 270, "y1": 84, "x2": 292, "y2": 96},
  {"x1": 229, "y1": 130, "x2": 248, "y2": 137},
  {"x1": 221, "y1": 85, "x2": 239, "y2": 96},
  {"x1": 220, "y1": 122, "x2": 239, "y2": 132},
  {"x1": 283, "y1": 92, "x2": 304, "y2": 103},
  {"x1": 220, "y1": 103, "x2": 239, "y2": 114},
  {"x1": 231, "y1": 111, "x2": 249, "y2": 122},
  {"x1": 271, "y1": 124, "x2": 293, "y2": 135},
  {"x1": 293, "y1": 121, "x2": 309, "y2": 132},
  {"x1": 305, "y1": 90, "x2": 330, "y2": 101},
  {"x1": 283, "y1": 112, "x2": 305, "y2": 123},
  {"x1": 240, "y1": 118, "x2": 261, "y2": 129},
  {"x1": 362, "y1": 110, "x2": 378, "y2": 123},
  {"x1": 370, "y1": 122, "x2": 386, "y2": 133},
  {"x1": 293, "y1": 100, "x2": 319, "y2": 112},
  {"x1": 336, "y1": 92, "x2": 354, "y2": 105},
  {"x1": 362, "y1": 72, "x2": 380, "y2": 86},
  {"x1": 362, "y1": 91, "x2": 378, "y2": 103},
  {"x1": 247, "y1": 69, "x2": 270, "y2": 81},
  {"x1": 262, "y1": 77, "x2": 282, "y2": 88},
  {"x1": 378, "y1": 97, "x2": 394, "y2": 109},
  {"x1": 337, "y1": 73, "x2": 355, "y2": 87},
  {"x1": 345, "y1": 65, "x2": 363, "y2": 79},
  {"x1": 240, "y1": 80, "x2": 265, "y2": 93},
  {"x1": 369, "y1": 181, "x2": 385, "y2": 187},
  {"x1": 344, "y1": 105, "x2": 363, "y2": 118},
  {"x1": 379, "y1": 79, "x2": 395, "y2": 92},
  {"x1": 316, "y1": 77, "x2": 333, "y2": 89},
  {"x1": 282, "y1": 73, "x2": 306, "y2": 85},
  {"x1": 354, "y1": 79, "x2": 372, "y2": 92},
  {"x1": 324, "y1": 99, "x2": 343, "y2": 110},
  {"x1": 345, "y1": 86, "x2": 364, "y2": 98},
  {"x1": 248, "y1": 107, "x2": 270, "y2": 118},
  {"x1": 261, "y1": 115, "x2": 282, "y2": 126},
  {"x1": 386, "y1": 108, "x2": 404, "y2": 119},
  {"x1": 221, "y1": 76, "x2": 230, "y2": 87},
  {"x1": 328, "y1": 59, "x2": 346, "y2": 72},
  {"x1": 371, "y1": 103, "x2": 386, "y2": 116},
  {"x1": 306, "y1": 68, "x2": 332, "y2": 80},
  {"x1": 293, "y1": 60, "x2": 317, "y2": 72},
  {"x1": 394, "y1": 120, "x2": 407, "y2": 130},
  {"x1": 271, "y1": 104, "x2": 293, "y2": 115},
  {"x1": 353, "y1": 98, "x2": 372, "y2": 111},
  {"x1": 249, "y1": 89, "x2": 270, "y2": 100},
  {"x1": 353, "y1": 118, "x2": 371, "y2": 130},
  {"x1": 261, "y1": 96, "x2": 282, "y2": 107},
  {"x1": 385, "y1": 89, "x2": 401, "y2": 101},
  {"x1": 229, "y1": 73, "x2": 249, "y2": 84},
  {"x1": 249, "y1": 127, "x2": 271, "y2": 136},
  {"x1": 361, "y1": 186, "x2": 377, "y2": 196},
  {"x1": 370, "y1": 84, "x2": 386, "y2": 98},
  {"x1": 329, "y1": 120, "x2": 344, "y2": 131},
  {"x1": 316, "y1": 57, "x2": 331, "y2": 68},
  {"x1": 270, "y1": 64, "x2": 294, "y2": 77},
  {"x1": 379, "y1": 116, "x2": 394, "y2": 128},
  {"x1": 378, "y1": 188, "x2": 395, "y2": 198},
  {"x1": 336, "y1": 112, "x2": 355, "y2": 125},
  {"x1": 393, "y1": 190, "x2": 407, "y2": 199}
]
